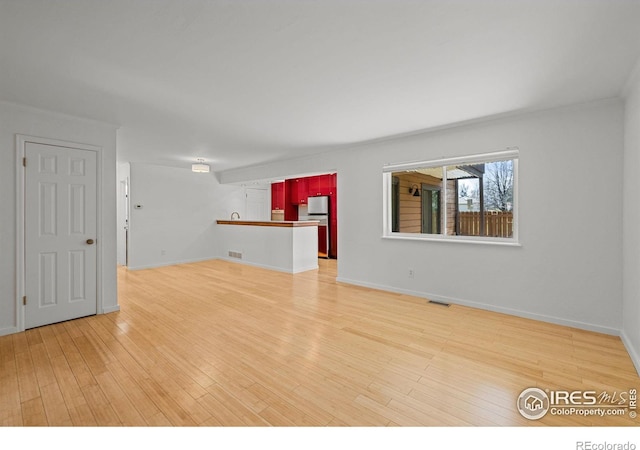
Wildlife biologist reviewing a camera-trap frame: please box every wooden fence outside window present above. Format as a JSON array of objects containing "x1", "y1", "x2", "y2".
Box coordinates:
[{"x1": 457, "y1": 211, "x2": 513, "y2": 238}]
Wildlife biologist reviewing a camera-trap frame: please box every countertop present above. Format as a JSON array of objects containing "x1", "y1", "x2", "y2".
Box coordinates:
[{"x1": 216, "y1": 220, "x2": 319, "y2": 227}]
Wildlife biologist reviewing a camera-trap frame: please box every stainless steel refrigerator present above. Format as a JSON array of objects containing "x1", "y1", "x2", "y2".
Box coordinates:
[{"x1": 307, "y1": 196, "x2": 330, "y2": 258}]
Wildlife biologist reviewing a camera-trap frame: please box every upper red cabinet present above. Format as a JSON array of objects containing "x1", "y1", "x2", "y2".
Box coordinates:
[
  {"x1": 307, "y1": 176, "x2": 321, "y2": 197},
  {"x1": 290, "y1": 178, "x2": 308, "y2": 205},
  {"x1": 324, "y1": 174, "x2": 335, "y2": 196},
  {"x1": 308, "y1": 174, "x2": 334, "y2": 197},
  {"x1": 283, "y1": 173, "x2": 336, "y2": 207},
  {"x1": 271, "y1": 182, "x2": 285, "y2": 210}
]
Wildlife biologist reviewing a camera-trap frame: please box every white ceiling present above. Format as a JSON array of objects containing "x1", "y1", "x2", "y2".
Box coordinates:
[{"x1": 1, "y1": 0, "x2": 639, "y2": 172}]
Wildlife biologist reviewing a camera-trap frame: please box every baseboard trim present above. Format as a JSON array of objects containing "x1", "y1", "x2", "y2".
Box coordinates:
[
  {"x1": 127, "y1": 256, "x2": 218, "y2": 271},
  {"x1": 102, "y1": 305, "x2": 121, "y2": 314},
  {"x1": 129, "y1": 256, "x2": 319, "y2": 274},
  {"x1": 218, "y1": 257, "x2": 318, "y2": 274},
  {"x1": 336, "y1": 277, "x2": 620, "y2": 336},
  {"x1": 0, "y1": 326, "x2": 19, "y2": 337},
  {"x1": 292, "y1": 264, "x2": 320, "y2": 274},
  {"x1": 620, "y1": 330, "x2": 640, "y2": 377}
]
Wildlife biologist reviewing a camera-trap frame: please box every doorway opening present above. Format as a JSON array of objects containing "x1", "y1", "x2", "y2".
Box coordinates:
[{"x1": 421, "y1": 183, "x2": 441, "y2": 234}]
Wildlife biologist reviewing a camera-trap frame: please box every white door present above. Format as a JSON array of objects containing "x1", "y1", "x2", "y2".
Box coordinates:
[
  {"x1": 24, "y1": 142, "x2": 98, "y2": 329},
  {"x1": 245, "y1": 188, "x2": 269, "y2": 220}
]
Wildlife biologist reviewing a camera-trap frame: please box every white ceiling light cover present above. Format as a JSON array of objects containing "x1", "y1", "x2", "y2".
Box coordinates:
[{"x1": 192, "y1": 159, "x2": 210, "y2": 173}]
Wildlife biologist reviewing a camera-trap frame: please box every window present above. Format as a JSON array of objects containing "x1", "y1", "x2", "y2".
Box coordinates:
[
  {"x1": 392, "y1": 176, "x2": 400, "y2": 232},
  {"x1": 383, "y1": 150, "x2": 518, "y2": 243}
]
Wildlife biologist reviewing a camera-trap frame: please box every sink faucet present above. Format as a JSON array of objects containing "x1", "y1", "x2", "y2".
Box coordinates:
[{"x1": 231, "y1": 211, "x2": 240, "y2": 220}]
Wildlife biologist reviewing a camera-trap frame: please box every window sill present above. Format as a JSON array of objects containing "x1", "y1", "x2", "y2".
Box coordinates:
[{"x1": 382, "y1": 233, "x2": 522, "y2": 247}]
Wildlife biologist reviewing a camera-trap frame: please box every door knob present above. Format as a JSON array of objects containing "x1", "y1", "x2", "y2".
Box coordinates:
[{"x1": 86, "y1": 239, "x2": 95, "y2": 245}]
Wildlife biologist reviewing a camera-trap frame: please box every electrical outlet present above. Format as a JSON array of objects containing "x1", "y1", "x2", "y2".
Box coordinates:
[
  {"x1": 408, "y1": 268, "x2": 414, "y2": 279},
  {"x1": 160, "y1": 249, "x2": 166, "y2": 256}
]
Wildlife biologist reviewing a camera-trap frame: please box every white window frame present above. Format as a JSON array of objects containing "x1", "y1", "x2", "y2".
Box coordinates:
[{"x1": 382, "y1": 149, "x2": 520, "y2": 246}]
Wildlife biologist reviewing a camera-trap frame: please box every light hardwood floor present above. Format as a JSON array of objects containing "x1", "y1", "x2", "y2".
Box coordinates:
[{"x1": 1, "y1": 258, "x2": 638, "y2": 426}]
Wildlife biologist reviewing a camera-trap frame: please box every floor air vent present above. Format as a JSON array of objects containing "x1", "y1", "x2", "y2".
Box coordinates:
[{"x1": 428, "y1": 300, "x2": 451, "y2": 307}]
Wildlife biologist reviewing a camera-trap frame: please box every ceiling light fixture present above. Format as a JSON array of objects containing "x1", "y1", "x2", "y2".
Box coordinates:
[{"x1": 191, "y1": 158, "x2": 210, "y2": 173}]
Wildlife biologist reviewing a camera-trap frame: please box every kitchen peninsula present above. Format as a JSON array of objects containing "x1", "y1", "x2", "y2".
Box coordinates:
[{"x1": 216, "y1": 220, "x2": 319, "y2": 273}]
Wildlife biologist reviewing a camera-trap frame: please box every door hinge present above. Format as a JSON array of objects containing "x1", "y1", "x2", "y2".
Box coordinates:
[
  {"x1": 22, "y1": 157, "x2": 26, "y2": 167},
  {"x1": 23, "y1": 296, "x2": 26, "y2": 305}
]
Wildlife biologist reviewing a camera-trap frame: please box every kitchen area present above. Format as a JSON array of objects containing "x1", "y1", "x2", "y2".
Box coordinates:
[
  {"x1": 271, "y1": 173, "x2": 337, "y2": 259},
  {"x1": 216, "y1": 172, "x2": 336, "y2": 274}
]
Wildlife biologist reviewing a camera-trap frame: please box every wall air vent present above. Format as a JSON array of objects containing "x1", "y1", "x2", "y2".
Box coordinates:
[
  {"x1": 428, "y1": 300, "x2": 451, "y2": 307},
  {"x1": 228, "y1": 251, "x2": 242, "y2": 259}
]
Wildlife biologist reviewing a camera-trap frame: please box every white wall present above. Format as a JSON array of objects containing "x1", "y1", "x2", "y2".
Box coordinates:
[
  {"x1": 0, "y1": 101, "x2": 118, "y2": 336},
  {"x1": 220, "y1": 99, "x2": 624, "y2": 335},
  {"x1": 127, "y1": 163, "x2": 246, "y2": 270},
  {"x1": 622, "y1": 65, "x2": 640, "y2": 373}
]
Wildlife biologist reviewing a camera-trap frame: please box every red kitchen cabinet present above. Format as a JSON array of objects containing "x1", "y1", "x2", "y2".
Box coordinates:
[
  {"x1": 307, "y1": 176, "x2": 321, "y2": 197},
  {"x1": 320, "y1": 175, "x2": 332, "y2": 195},
  {"x1": 291, "y1": 178, "x2": 308, "y2": 205},
  {"x1": 318, "y1": 225, "x2": 328, "y2": 257},
  {"x1": 284, "y1": 179, "x2": 297, "y2": 221},
  {"x1": 307, "y1": 174, "x2": 334, "y2": 197},
  {"x1": 329, "y1": 225, "x2": 337, "y2": 259},
  {"x1": 329, "y1": 175, "x2": 337, "y2": 258},
  {"x1": 271, "y1": 182, "x2": 285, "y2": 210}
]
